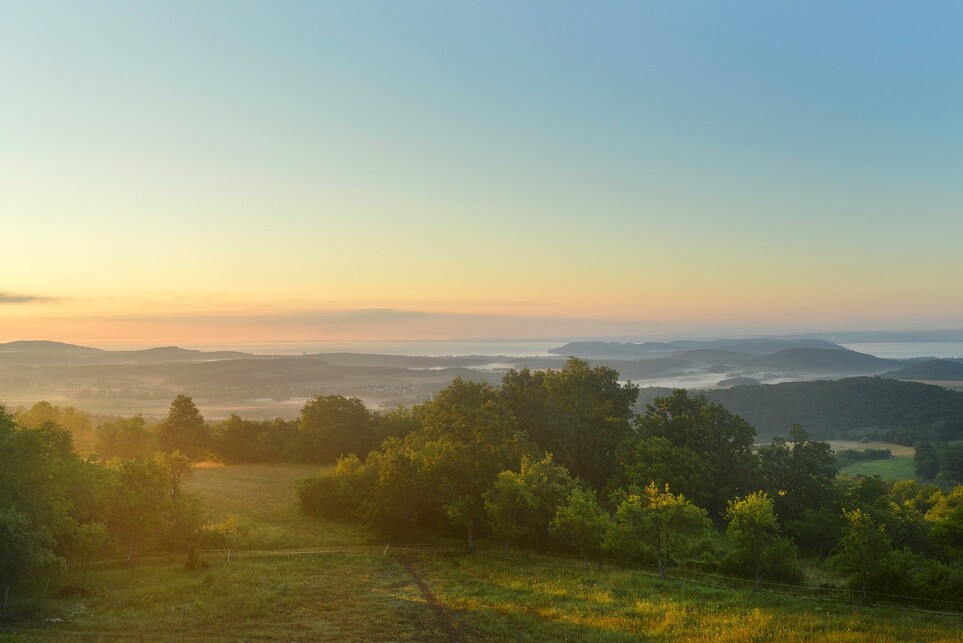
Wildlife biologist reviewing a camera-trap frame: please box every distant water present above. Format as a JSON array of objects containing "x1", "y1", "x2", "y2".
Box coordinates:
[
  {"x1": 840, "y1": 342, "x2": 963, "y2": 359},
  {"x1": 171, "y1": 340, "x2": 562, "y2": 358}
]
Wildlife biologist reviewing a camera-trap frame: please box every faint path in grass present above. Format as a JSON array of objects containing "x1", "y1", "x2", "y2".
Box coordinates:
[{"x1": 398, "y1": 556, "x2": 464, "y2": 643}]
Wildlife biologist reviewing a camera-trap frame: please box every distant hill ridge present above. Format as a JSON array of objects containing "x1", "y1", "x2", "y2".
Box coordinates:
[
  {"x1": 550, "y1": 338, "x2": 847, "y2": 358},
  {"x1": 883, "y1": 359, "x2": 963, "y2": 382},
  {"x1": 0, "y1": 341, "x2": 254, "y2": 365}
]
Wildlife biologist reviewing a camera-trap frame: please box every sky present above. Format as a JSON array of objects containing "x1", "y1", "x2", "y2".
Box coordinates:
[{"x1": 2, "y1": 1, "x2": 962, "y2": 347}]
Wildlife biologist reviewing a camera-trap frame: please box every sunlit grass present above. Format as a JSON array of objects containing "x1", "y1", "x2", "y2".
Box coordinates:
[
  {"x1": 7, "y1": 463, "x2": 962, "y2": 641},
  {"x1": 413, "y1": 554, "x2": 963, "y2": 641}
]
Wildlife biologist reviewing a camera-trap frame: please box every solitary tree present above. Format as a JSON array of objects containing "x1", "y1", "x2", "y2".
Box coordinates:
[{"x1": 156, "y1": 396, "x2": 209, "y2": 460}]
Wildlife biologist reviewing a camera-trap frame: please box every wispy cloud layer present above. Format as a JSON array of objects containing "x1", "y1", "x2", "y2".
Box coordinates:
[{"x1": 0, "y1": 291, "x2": 56, "y2": 304}]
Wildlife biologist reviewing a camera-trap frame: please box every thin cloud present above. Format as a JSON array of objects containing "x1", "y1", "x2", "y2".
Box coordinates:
[{"x1": 0, "y1": 291, "x2": 57, "y2": 304}]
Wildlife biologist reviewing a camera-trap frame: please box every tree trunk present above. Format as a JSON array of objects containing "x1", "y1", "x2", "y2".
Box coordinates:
[
  {"x1": 127, "y1": 542, "x2": 134, "y2": 565},
  {"x1": 2, "y1": 583, "x2": 9, "y2": 613},
  {"x1": 467, "y1": 523, "x2": 475, "y2": 553},
  {"x1": 753, "y1": 571, "x2": 762, "y2": 592},
  {"x1": 657, "y1": 555, "x2": 666, "y2": 580}
]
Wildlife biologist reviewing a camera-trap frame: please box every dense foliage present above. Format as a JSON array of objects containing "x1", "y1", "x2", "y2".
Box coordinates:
[{"x1": 703, "y1": 377, "x2": 963, "y2": 443}]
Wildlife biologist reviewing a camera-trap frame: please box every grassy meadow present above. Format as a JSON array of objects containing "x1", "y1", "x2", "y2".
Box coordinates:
[
  {"x1": 842, "y1": 456, "x2": 917, "y2": 481},
  {"x1": 827, "y1": 441, "x2": 918, "y2": 481},
  {"x1": 5, "y1": 463, "x2": 963, "y2": 641}
]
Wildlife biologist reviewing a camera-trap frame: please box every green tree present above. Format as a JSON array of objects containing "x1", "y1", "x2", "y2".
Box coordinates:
[
  {"x1": 501, "y1": 358, "x2": 638, "y2": 489},
  {"x1": 169, "y1": 494, "x2": 207, "y2": 569},
  {"x1": 484, "y1": 454, "x2": 578, "y2": 551},
  {"x1": 832, "y1": 508, "x2": 892, "y2": 602},
  {"x1": 0, "y1": 506, "x2": 62, "y2": 613},
  {"x1": 104, "y1": 458, "x2": 167, "y2": 564},
  {"x1": 95, "y1": 414, "x2": 153, "y2": 461},
  {"x1": 758, "y1": 425, "x2": 838, "y2": 524},
  {"x1": 212, "y1": 414, "x2": 295, "y2": 464},
  {"x1": 361, "y1": 438, "x2": 433, "y2": 537},
  {"x1": 725, "y1": 492, "x2": 801, "y2": 589},
  {"x1": 156, "y1": 395, "x2": 209, "y2": 460},
  {"x1": 156, "y1": 450, "x2": 194, "y2": 502},
  {"x1": 615, "y1": 390, "x2": 759, "y2": 519},
  {"x1": 606, "y1": 482, "x2": 711, "y2": 579},
  {"x1": 294, "y1": 395, "x2": 374, "y2": 463},
  {"x1": 0, "y1": 412, "x2": 82, "y2": 550},
  {"x1": 915, "y1": 442, "x2": 939, "y2": 481},
  {"x1": 551, "y1": 488, "x2": 611, "y2": 566},
  {"x1": 416, "y1": 379, "x2": 529, "y2": 549}
]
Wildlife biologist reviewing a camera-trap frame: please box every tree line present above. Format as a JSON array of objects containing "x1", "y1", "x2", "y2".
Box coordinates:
[{"x1": 295, "y1": 359, "x2": 963, "y2": 603}]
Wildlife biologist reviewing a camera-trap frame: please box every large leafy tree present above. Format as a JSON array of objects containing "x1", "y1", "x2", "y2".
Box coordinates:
[
  {"x1": 156, "y1": 395, "x2": 209, "y2": 460},
  {"x1": 758, "y1": 424, "x2": 838, "y2": 524},
  {"x1": 501, "y1": 358, "x2": 638, "y2": 488},
  {"x1": 614, "y1": 390, "x2": 759, "y2": 519},
  {"x1": 415, "y1": 378, "x2": 529, "y2": 549},
  {"x1": 294, "y1": 395, "x2": 374, "y2": 463},
  {"x1": 0, "y1": 411, "x2": 83, "y2": 551},
  {"x1": 606, "y1": 482, "x2": 711, "y2": 579}
]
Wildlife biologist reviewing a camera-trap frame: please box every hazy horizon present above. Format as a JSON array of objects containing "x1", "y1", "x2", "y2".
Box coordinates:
[{"x1": 3, "y1": 2, "x2": 962, "y2": 345}]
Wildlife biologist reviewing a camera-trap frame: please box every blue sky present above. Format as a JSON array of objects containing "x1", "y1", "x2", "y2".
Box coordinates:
[{"x1": 2, "y1": 1, "x2": 962, "y2": 344}]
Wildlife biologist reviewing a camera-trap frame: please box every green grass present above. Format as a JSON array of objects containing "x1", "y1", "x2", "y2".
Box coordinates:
[
  {"x1": 5, "y1": 463, "x2": 962, "y2": 641},
  {"x1": 11, "y1": 554, "x2": 442, "y2": 641},
  {"x1": 183, "y1": 462, "x2": 374, "y2": 549},
  {"x1": 842, "y1": 456, "x2": 917, "y2": 481},
  {"x1": 416, "y1": 554, "x2": 963, "y2": 642}
]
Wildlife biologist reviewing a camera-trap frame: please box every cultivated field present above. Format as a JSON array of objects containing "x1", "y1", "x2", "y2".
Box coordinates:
[{"x1": 6, "y1": 463, "x2": 962, "y2": 641}]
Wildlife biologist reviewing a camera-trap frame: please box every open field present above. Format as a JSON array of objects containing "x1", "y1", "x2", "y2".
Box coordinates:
[
  {"x1": 842, "y1": 456, "x2": 917, "y2": 481},
  {"x1": 5, "y1": 463, "x2": 963, "y2": 641},
  {"x1": 828, "y1": 441, "x2": 918, "y2": 481},
  {"x1": 183, "y1": 462, "x2": 373, "y2": 549}
]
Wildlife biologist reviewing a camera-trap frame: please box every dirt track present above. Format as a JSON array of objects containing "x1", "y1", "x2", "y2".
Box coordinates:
[{"x1": 397, "y1": 556, "x2": 463, "y2": 643}]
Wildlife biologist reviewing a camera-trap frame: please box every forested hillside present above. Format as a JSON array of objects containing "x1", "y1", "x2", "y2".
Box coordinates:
[{"x1": 702, "y1": 377, "x2": 963, "y2": 443}]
